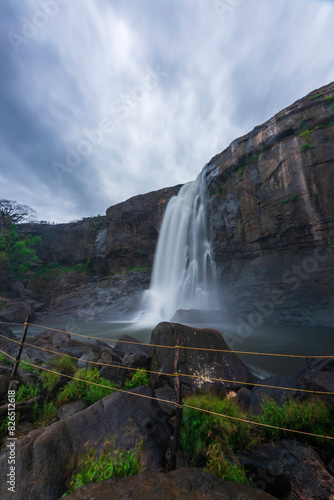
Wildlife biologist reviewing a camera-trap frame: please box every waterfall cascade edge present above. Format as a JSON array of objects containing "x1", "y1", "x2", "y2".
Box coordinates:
[{"x1": 137, "y1": 168, "x2": 220, "y2": 326}]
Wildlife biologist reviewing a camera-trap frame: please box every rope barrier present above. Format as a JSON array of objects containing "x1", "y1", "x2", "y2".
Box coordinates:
[
  {"x1": 1, "y1": 348, "x2": 333, "y2": 442},
  {"x1": 1, "y1": 334, "x2": 334, "y2": 395},
  {"x1": 1, "y1": 320, "x2": 333, "y2": 359},
  {"x1": 183, "y1": 404, "x2": 334, "y2": 441}
]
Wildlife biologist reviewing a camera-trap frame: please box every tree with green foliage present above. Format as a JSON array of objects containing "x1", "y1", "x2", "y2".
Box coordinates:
[{"x1": 0, "y1": 205, "x2": 41, "y2": 279}]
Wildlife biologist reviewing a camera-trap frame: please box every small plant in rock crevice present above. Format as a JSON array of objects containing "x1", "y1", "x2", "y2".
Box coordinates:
[{"x1": 64, "y1": 437, "x2": 142, "y2": 495}]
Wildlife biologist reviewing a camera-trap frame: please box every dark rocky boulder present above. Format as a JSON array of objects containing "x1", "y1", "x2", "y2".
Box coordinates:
[
  {"x1": 248, "y1": 374, "x2": 307, "y2": 413},
  {"x1": 237, "y1": 440, "x2": 334, "y2": 499},
  {"x1": 22, "y1": 329, "x2": 103, "y2": 365},
  {"x1": 149, "y1": 322, "x2": 255, "y2": 394},
  {"x1": 0, "y1": 324, "x2": 17, "y2": 358},
  {"x1": 297, "y1": 357, "x2": 334, "y2": 404},
  {"x1": 0, "y1": 386, "x2": 171, "y2": 500},
  {"x1": 57, "y1": 399, "x2": 88, "y2": 419},
  {"x1": 114, "y1": 334, "x2": 151, "y2": 359},
  {"x1": 64, "y1": 467, "x2": 278, "y2": 500},
  {"x1": 0, "y1": 300, "x2": 36, "y2": 324}
]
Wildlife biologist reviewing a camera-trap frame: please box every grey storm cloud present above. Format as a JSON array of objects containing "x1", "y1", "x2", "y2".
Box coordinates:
[{"x1": 0, "y1": 0, "x2": 334, "y2": 222}]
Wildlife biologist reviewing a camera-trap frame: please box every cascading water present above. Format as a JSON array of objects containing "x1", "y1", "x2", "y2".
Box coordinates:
[{"x1": 138, "y1": 166, "x2": 219, "y2": 325}]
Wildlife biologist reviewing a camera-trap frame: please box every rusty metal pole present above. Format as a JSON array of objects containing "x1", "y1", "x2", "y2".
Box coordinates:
[
  {"x1": 168, "y1": 329, "x2": 183, "y2": 470},
  {"x1": 11, "y1": 315, "x2": 30, "y2": 379}
]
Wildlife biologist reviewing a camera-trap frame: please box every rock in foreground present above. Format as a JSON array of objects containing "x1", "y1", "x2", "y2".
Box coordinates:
[
  {"x1": 150, "y1": 322, "x2": 255, "y2": 394},
  {"x1": 64, "y1": 467, "x2": 278, "y2": 499}
]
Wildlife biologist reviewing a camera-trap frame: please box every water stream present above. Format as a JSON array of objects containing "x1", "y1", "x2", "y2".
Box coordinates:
[{"x1": 138, "y1": 168, "x2": 218, "y2": 325}]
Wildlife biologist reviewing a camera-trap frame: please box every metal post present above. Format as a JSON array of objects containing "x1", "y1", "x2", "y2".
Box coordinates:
[
  {"x1": 168, "y1": 329, "x2": 183, "y2": 470},
  {"x1": 11, "y1": 315, "x2": 30, "y2": 379}
]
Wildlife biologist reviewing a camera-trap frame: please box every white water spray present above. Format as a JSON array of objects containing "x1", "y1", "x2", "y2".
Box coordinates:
[{"x1": 138, "y1": 168, "x2": 218, "y2": 325}]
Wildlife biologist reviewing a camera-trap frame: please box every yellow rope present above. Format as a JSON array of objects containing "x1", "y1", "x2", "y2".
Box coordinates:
[
  {"x1": 0, "y1": 349, "x2": 176, "y2": 408},
  {"x1": 1, "y1": 334, "x2": 333, "y2": 395},
  {"x1": 183, "y1": 404, "x2": 334, "y2": 441},
  {"x1": 3, "y1": 320, "x2": 333, "y2": 359},
  {"x1": 2, "y1": 348, "x2": 333, "y2": 442}
]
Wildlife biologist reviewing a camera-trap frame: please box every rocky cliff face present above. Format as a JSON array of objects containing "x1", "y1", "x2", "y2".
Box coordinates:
[
  {"x1": 105, "y1": 185, "x2": 182, "y2": 274},
  {"x1": 205, "y1": 81, "x2": 334, "y2": 327},
  {"x1": 18, "y1": 216, "x2": 108, "y2": 275},
  {"x1": 16, "y1": 186, "x2": 182, "y2": 319}
]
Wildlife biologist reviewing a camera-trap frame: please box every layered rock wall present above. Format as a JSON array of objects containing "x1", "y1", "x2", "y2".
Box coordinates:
[{"x1": 205, "y1": 81, "x2": 334, "y2": 326}]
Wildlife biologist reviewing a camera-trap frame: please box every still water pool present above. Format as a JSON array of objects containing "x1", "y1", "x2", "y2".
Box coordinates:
[{"x1": 11, "y1": 319, "x2": 333, "y2": 379}]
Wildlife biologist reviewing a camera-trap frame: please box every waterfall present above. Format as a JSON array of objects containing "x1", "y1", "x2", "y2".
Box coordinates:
[{"x1": 138, "y1": 167, "x2": 218, "y2": 325}]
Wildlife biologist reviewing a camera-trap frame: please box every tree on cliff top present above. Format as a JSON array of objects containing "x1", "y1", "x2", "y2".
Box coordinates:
[
  {"x1": 0, "y1": 199, "x2": 37, "y2": 230},
  {"x1": 0, "y1": 200, "x2": 40, "y2": 279}
]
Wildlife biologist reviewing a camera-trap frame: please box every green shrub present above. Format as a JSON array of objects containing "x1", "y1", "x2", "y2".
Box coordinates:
[
  {"x1": 66, "y1": 438, "x2": 142, "y2": 493},
  {"x1": 180, "y1": 395, "x2": 257, "y2": 465},
  {"x1": 34, "y1": 401, "x2": 57, "y2": 427},
  {"x1": 129, "y1": 266, "x2": 149, "y2": 272},
  {"x1": 49, "y1": 356, "x2": 77, "y2": 375},
  {"x1": 19, "y1": 360, "x2": 40, "y2": 375},
  {"x1": 309, "y1": 92, "x2": 324, "y2": 100},
  {"x1": 205, "y1": 443, "x2": 249, "y2": 484},
  {"x1": 123, "y1": 370, "x2": 150, "y2": 391},
  {"x1": 0, "y1": 353, "x2": 14, "y2": 366},
  {"x1": 40, "y1": 370, "x2": 60, "y2": 395},
  {"x1": 256, "y1": 398, "x2": 333, "y2": 446},
  {"x1": 57, "y1": 368, "x2": 116, "y2": 406},
  {"x1": 300, "y1": 143, "x2": 315, "y2": 152},
  {"x1": 324, "y1": 95, "x2": 334, "y2": 104},
  {"x1": 0, "y1": 224, "x2": 41, "y2": 279},
  {"x1": 16, "y1": 382, "x2": 40, "y2": 402}
]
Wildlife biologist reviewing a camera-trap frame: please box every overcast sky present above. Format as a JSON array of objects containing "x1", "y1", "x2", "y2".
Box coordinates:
[{"x1": 0, "y1": 0, "x2": 334, "y2": 223}]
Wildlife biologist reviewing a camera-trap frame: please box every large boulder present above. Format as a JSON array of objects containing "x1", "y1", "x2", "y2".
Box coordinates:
[
  {"x1": 114, "y1": 334, "x2": 151, "y2": 359},
  {"x1": 237, "y1": 440, "x2": 334, "y2": 499},
  {"x1": 64, "y1": 467, "x2": 278, "y2": 500},
  {"x1": 0, "y1": 300, "x2": 36, "y2": 323},
  {"x1": 297, "y1": 357, "x2": 334, "y2": 404},
  {"x1": 0, "y1": 386, "x2": 171, "y2": 500},
  {"x1": 248, "y1": 374, "x2": 308, "y2": 413},
  {"x1": 149, "y1": 322, "x2": 255, "y2": 394}
]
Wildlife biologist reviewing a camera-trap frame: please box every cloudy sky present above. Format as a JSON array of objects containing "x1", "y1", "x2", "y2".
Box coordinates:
[{"x1": 0, "y1": 0, "x2": 334, "y2": 223}]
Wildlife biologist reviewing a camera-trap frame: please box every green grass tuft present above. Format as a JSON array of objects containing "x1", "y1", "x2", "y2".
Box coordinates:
[
  {"x1": 56, "y1": 368, "x2": 117, "y2": 406},
  {"x1": 66, "y1": 438, "x2": 142, "y2": 494},
  {"x1": 180, "y1": 395, "x2": 258, "y2": 465},
  {"x1": 123, "y1": 369, "x2": 150, "y2": 391},
  {"x1": 205, "y1": 444, "x2": 249, "y2": 484},
  {"x1": 256, "y1": 398, "x2": 333, "y2": 446},
  {"x1": 16, "y1": 382, "x2": 40, "y2": 402}
]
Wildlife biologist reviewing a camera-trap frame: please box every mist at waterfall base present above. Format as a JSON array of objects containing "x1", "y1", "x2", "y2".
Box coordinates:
[{"x1": 136, "y1": 170, "x2": 220, "y2": 326}]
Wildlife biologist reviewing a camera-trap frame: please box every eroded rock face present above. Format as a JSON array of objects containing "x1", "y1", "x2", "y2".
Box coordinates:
[{"x1": 205, "y1": 81, "x2": 334, "y2": 327}]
